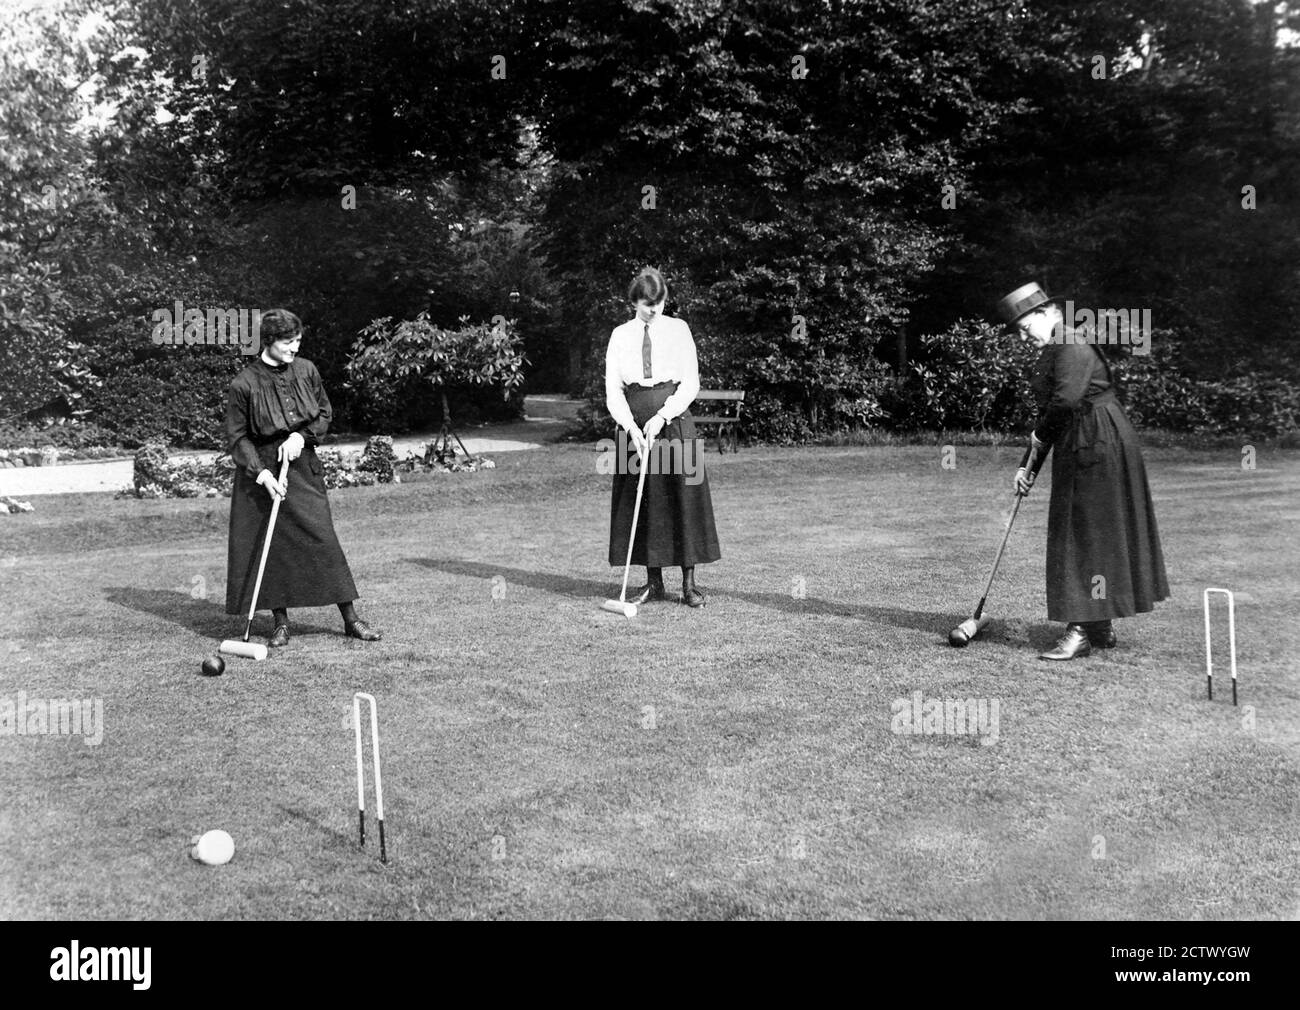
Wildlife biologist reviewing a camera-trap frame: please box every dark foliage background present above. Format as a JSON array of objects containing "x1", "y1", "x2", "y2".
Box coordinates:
[{"x1": 2, "y1": 0, "x2": 1297, "y2": 446}]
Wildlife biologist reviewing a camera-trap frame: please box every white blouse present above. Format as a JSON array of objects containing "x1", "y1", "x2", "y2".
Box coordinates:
[{"x1": 604, "y1": 314, "x2": 701, "y2": 433}]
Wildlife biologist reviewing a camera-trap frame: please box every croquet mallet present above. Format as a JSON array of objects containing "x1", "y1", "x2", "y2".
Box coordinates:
[
  {"x1": 601, "y1": 435, "x2": 654, "y2": 619},
  {"x1": 220, "y1": 455, "x2": 291, "y2": 660},
  {"x1": 948, "y1": 441, "x2": 1046, "y2": 646}
]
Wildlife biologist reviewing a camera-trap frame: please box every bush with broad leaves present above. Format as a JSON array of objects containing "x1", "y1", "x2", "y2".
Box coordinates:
[{"x1": 345, "y1": 313, "x2": 527, "y2": 432}]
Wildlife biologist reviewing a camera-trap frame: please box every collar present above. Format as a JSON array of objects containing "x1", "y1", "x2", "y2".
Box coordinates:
[{"x1": 259, "y1": 352, "x2": 290, "y2": 372}]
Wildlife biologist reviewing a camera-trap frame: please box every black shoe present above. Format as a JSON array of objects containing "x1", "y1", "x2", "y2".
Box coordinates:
[
  {"x1": 1086, "y1": 621, "x2": 1117, "y2": 648},
  {"x1": 629, "y1": 582, "x2": 666, "y2": 605},
  {"x1": 1039, "y1": 623, "x2": 1091, "y2": 661},
  {"x1": 682, "y1": 586, "x2": 706, "y2": 607},
  {"x1": 681, "y1": 570, "x2": 706, "y2": 608},
  {"x1": 268, "y1": 624, "x2": 290, "y2": 648},
  {"x1": 345, "y1": 620, "x2": 382, "y2": 641}
]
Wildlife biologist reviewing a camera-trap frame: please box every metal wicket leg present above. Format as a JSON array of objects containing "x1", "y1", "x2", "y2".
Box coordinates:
[
  {"x1": 353, "y1": 692, "x2": 386, "y2": 862},
  {"x1": 1203, "y1": 588, "x2": 1238, "y2": 706}
]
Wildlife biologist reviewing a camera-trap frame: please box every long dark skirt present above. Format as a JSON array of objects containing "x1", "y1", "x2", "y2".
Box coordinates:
[
  {"x1": 1045, "y1": 396, "x2": 1169, "y2": 622},
  {"x1": 609, "y1": 382, "x2": 721, "y2": 568},
  {"x1": 226, "y1": 444, "x2": 359, "y2": 615}
]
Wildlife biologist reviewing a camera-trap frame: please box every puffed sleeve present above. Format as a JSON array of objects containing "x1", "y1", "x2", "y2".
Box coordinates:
[
  {"x1": 299, "y1": 361, "x2": 332, "y2": 447},
  {"x1": 1032, "y1": 342, "x2": 1094, "y2": 448},
  {"x1": 605, "y1": 330, "x2": 637, "y2": 433},
  {"x1": 226, "y1": 377, "x2": 265, "y2": 479},
  {"x1": 655, "y1": 320, "x2": 700, "y2": 421}
]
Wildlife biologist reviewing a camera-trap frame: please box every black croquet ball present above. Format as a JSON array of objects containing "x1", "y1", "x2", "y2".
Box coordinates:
[{"x1": 201, "y1": 655, "x2": 226, "y2": 677}]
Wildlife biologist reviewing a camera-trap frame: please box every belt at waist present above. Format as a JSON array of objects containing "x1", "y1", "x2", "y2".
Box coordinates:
[
  {"x1": 251, "y1": 432, "x2": 316, "y2": 448},
  {"x1": 249, "y1": 438, "x2": 317, "y2": 471},
  {"x1": 620, "y1": 382, "x2": 697, "y2": 439},
  {"x1": 623, "y1": 381, "x2": 679, "y2": 393}
]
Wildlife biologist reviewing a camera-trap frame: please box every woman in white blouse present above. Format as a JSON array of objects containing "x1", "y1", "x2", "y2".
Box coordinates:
[{"x1": 605, "y1": 267, "x2": 721, "y2": 607}]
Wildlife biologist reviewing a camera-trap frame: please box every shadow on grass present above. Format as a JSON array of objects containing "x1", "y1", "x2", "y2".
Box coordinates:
[
  {"x1": 278, "y1": 804, "x2": 355, "y2": 851},
  {"x1": 104, "y1": 587, "x2": 339, "y2": 638},
  {"x1": 410, "y1": 558, "x2": 957, "y2": 636},
  {"x1": 109, "y1": 576, "x2": 1065, "y2": 653},
  {"x1": 976, "y1": 618, "x2": 1084, "y2": 654}
]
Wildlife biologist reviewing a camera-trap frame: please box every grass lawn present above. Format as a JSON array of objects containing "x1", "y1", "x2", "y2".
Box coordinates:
[{"x1": 1, "y1": 442, "x2": 1297, "y2": 920}]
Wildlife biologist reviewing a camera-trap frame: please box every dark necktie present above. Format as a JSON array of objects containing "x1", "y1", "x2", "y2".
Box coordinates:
[{"x1": 642, "y1": 322, "x2": 652, "y2": 379}]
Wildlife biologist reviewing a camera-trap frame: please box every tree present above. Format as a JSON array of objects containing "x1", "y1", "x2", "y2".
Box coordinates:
[
  {"x1": 0, "y1": 0, "x2": 122, "y2": 419},
  {"x1": 131, "y1": 0, "x2": 530, "y2": 199},
  {"x1": 346, "y1": 313, "x2": 527, "y2": 458},
  {"x1": 527, "y1": 0, "x2": 1028, "y2": 438},
  {"x1": 913, "y1": 0, "x2": 1300, "y2": 380}
]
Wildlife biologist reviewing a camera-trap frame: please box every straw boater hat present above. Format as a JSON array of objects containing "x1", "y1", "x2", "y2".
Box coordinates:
[{"x1": 995, "y1": 282, "x2": 1066, "y2": 329}]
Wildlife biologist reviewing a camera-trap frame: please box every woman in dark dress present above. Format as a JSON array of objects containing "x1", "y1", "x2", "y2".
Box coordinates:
[
  {"x1": 225, "y1": 309, "x2": 381, "y2": 647},
  {"x1": 997, "y1": 283, "x2": 1169, "y2": 660},
  {"x1": 606, "y1": 267, "x2": 721, "y2": 606}
]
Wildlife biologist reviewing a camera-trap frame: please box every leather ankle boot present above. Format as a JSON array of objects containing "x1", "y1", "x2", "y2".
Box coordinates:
[
  {"x1": 1039, "y1": 623, "x2": 1091, "y2": 661},
  {"x1": 1086, "y1": 620, "x2": 1117, "y2": 648},
  {"x1": 630, "y1": 567, "x2": 666, "y2": 605},
  {"x1": 681, "y1": 566, "x2": 706, "y2": 608},
  {"x1": 345, "y1": 620, "x2": 382, "y2": 641}
]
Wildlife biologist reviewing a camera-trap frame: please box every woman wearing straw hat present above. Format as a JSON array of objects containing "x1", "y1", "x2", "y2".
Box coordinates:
[
  {"x1": 225, "y1": 309, "x2": 381, "y2": 647},
  {"x1": 606, "y1": 267, "x2": 721, "y2": 607},
  {"x1": 996, "y1": 282, "x2": 1169, "y2": 660}
]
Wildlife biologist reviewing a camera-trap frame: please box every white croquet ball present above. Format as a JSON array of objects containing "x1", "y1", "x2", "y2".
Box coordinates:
[{"x1": 191, "y1": 829, "x2": 235, "y2": 865}]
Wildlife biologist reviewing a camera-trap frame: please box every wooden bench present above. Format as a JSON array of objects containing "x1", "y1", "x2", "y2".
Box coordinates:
[{"x1": 691, "y1": 390, "x2": 745, "y2": 454}]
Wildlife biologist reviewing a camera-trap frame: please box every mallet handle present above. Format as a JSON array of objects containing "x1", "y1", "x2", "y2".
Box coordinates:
[
  {"x1": 617, "y1": 437, "x2": 653, "y2": 603},
  {"x1": 972, "y1": 440, "x2": 1041, "y2": 622},
  {"x1": 974, "y1": 493, "x2": 1023, "y2": 621},
  {"x1": 243, "y1": 455, "x2": 291, "y2": 641},
  {"x1": 1019, "y1": 439, "x2": 1048, "y2": 477}
]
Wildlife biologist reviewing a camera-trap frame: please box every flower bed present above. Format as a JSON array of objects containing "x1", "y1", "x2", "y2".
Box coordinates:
[
  {"x1": 0, "y1": 445, "x2": 133, "y2": 466},
  {"x1": 115, "y1": 437, "x2": 495, "y2": 498},
  {"x1": 116, "y1": 443, "x2": 234, "y2": 499},
  {"x1": 398, "y1": 440, "x2": 497, "y2": 474},
  {"x1": 0, "y1": 447, "x2": 48, "y2": 468}
]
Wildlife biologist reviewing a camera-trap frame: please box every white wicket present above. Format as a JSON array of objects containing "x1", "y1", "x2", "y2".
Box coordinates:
[
  {"x1": 352, "y1": 692, "x2": 386, "y2": 862},
  {"x1": 1202, "y1": 587, "x2": 1238, "y2": 706}
]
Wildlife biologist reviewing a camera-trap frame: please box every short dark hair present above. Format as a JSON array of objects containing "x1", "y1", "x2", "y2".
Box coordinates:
[
  {"x1": 259, "y1": 308, "x2": 303, "y2": 347},
  {"x1": 627, "y1": 267, "x2": 667, "y2": 305}
]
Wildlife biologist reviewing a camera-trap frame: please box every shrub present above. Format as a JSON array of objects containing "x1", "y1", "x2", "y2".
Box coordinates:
[
  {"x1": 345, "y1": 313, "x2": 527, "y2": 434},
  {"x1": 318, "y1": 449, "x2": 380, "y2": 490},
  {"x1": 738, "y1": 390, "x2": 816, "y2": 445},
  {"x1": 0, "y1": 420, "x2": 118, "y2": 451},
  {"x1": 883, "y1": 321, "x2": 1300, "y2": 440},
  {"x1": 570, "y1": 316, "x2": 1298, "y2": 443},
  {"x1": 87, "y1": 350, "x2": 238, "y2": 449},
  {"x1": 132, "y1": 442, "x2": 170, "y2": 489},
  {"x1": 1125, "y1": 340, "x2": 1299, "y2": 438},
  {"x1": 886, "y1": 319, "x2": 1038, "y2": 432},
  {"x1": 1198, "y1": 376, "x2": 1299, "y2": 438},
  {"x1": 81, "y1": 306, "x2": 245, "y2": 450},
  {"x1": 569, "y1": 354, "x2": 888, "y2": 446},
  {"x1": 357, "y1": 436, "x2": 397, "y2": 483},
  {"x1": 120, "y1": 441, "x2": 233, "y2": 498}
]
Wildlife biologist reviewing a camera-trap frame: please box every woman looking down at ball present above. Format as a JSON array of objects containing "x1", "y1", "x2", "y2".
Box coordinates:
[
  {"x1": 605, "y1": 267, "x2": 721, "y2": 606},
  {"x1": 997, "y1": 282, "x2": 1168, "y2": 661},
  {"x1": 224, "y1": 309, "x2": 381, "y2": 648}
]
